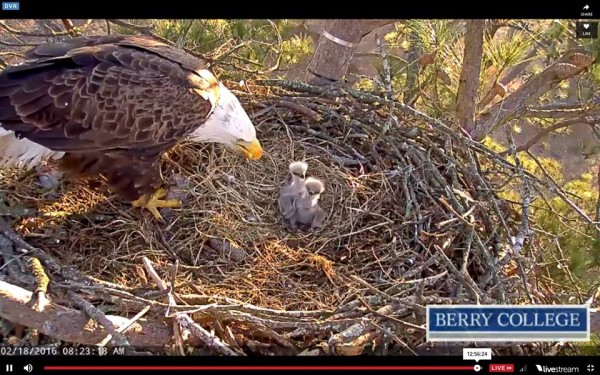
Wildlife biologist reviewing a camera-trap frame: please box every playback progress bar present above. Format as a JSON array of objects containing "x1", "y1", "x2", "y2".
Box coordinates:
[{"x1": 44, "y1": 365, "x2": 481, "y2": 371}]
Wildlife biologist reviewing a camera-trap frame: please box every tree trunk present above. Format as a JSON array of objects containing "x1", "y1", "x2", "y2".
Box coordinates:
[
  {"x1": 298, "y1": 19, "x2": 398, "y2": 86},
  {"x1": 456, "y1": 20, "x2": 485, "y2": 134}
]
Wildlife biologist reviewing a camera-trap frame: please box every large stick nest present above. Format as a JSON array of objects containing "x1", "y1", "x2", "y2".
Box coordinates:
[{"x1": 0, "y1": 79, "x2": 567, "y2": 356}]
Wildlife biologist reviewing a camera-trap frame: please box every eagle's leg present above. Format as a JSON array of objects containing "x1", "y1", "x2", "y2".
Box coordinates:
[{"x1": 131, "y1": 188, "x2": 182, "y2": 221}]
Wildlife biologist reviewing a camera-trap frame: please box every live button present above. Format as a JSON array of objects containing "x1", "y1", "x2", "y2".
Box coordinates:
[{"x1": 490, "y1": 364, "x2": 515, "y2": 373}]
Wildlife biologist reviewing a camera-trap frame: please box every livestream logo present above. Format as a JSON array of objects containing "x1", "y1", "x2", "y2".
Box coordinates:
[
  {"x1": 536, "y1": 364, "x2": 581, "y2": 373},
  {"x1": 426, "y1": 305, "x2": 590, "y2": 342}
]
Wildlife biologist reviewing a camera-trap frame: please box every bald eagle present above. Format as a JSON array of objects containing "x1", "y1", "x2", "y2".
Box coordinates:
[{"x1": 0, "y1": 35, "x2": 263, "y2": 220}]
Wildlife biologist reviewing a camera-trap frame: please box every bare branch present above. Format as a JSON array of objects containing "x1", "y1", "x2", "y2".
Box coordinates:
[
  {"x1": 524, "y1": 98, "x2": 600, "y2": 119},
  {"x1": 526, "y1": 151, "x2": 599, "y2": 230},
  {"x1": 142, "y1": 257, "x2": 239, "y2": 356},
  {"x1": 67, "y1": 291, "x2": 131, "y2": 347},
  {"x1": 0, "y1": 20, "x2": 92, "y2": 37},
  {"x1": 23, "y1": 257, "x2": 49, "y2": 312},
  {"x1": 505, "y1": 127, "x2": 534, "y2": 302},
  {"x1": 375, "y1": 32, "x2": 397, "y2": 132}
]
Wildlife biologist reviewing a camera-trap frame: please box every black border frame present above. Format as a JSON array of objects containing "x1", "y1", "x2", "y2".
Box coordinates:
[
  {"x1": 0, "y1": 354, "x2": 596, "y2": 374},
  {"x1": 0, "y1": 1, "x2": 596, "y2": 19}
]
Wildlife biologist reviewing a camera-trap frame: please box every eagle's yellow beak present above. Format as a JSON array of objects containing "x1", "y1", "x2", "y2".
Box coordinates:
[{"x1": 235, "y1": 138, "x2": 263, "y2": 160}]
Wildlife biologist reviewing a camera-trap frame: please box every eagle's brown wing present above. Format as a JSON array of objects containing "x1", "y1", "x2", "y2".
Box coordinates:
[{"x1": 0, "y1": 35, "x2": 218, "y2": 200}]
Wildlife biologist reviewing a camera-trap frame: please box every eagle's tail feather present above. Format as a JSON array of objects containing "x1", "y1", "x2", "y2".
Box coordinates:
[{"x1": 0, "y1": 126, "x2": 64, "y2": 170}]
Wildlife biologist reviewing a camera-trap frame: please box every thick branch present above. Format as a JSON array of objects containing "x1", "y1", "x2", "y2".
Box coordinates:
[
  {"x1": 472, "y1": 48, "x2": 594, "y2": 141},
  {"x1": 524, "y1": 99, "x2": 600, "y2": 119},
  {"x1": 0, "y1": 280, "x2": 178, "y2": 347},
  {"x1": 456, "y1": 20, "x2": 485, "y2": 133},
  {"x1": 528, "y1": 98, "x2": 600, "y2": 112}
]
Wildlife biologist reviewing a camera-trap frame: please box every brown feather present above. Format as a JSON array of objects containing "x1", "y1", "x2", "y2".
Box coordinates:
[
  {"x1": 58, "y1": 151, "x2": 162, "y2": 201},
  {"x1": 0, "y1": 34, "x2": 220, "y2": 201}
]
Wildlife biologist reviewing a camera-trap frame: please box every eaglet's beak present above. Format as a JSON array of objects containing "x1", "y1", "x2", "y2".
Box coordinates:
[{"x1": 235, "y1": 138, "x2": 263, "y2": 160}]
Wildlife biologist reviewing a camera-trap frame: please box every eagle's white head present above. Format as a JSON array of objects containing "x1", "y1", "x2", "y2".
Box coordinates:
[{"x1": 189, "y1": 77, "x2": 263, "y2": 160}]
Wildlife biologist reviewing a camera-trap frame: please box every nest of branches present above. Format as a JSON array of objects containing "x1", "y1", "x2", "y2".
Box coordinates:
[{"x1": 0, "y1": 78, "x2": 585, "y2": 356}]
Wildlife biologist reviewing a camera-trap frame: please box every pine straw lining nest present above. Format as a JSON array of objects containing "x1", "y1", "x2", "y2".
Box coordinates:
[
  {"x1": 0, "y1": 81, "x2": 546, "y2": 354},
  {"x1": 0, "y1": 132, "x2": 420, "y2": 311}
]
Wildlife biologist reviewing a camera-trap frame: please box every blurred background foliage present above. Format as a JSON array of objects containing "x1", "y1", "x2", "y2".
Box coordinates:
[{"x1": 114, "y1": 19, "x2": 314, "y2": 80}]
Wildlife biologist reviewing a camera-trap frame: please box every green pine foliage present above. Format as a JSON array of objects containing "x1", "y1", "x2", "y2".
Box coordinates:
[{"x1": 114, "y1": 19, "x2": 314, "y2": 81}]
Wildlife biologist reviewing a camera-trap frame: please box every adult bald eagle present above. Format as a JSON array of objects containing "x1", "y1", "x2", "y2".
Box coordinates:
[{"x1": 0, "y1": 35, "x2": 263, "y2": 220}]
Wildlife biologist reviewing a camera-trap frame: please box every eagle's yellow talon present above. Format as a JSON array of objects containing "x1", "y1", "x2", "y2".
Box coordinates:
[{"x1": 132, "y1": 188, "x2": 182, "y2": 221}]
